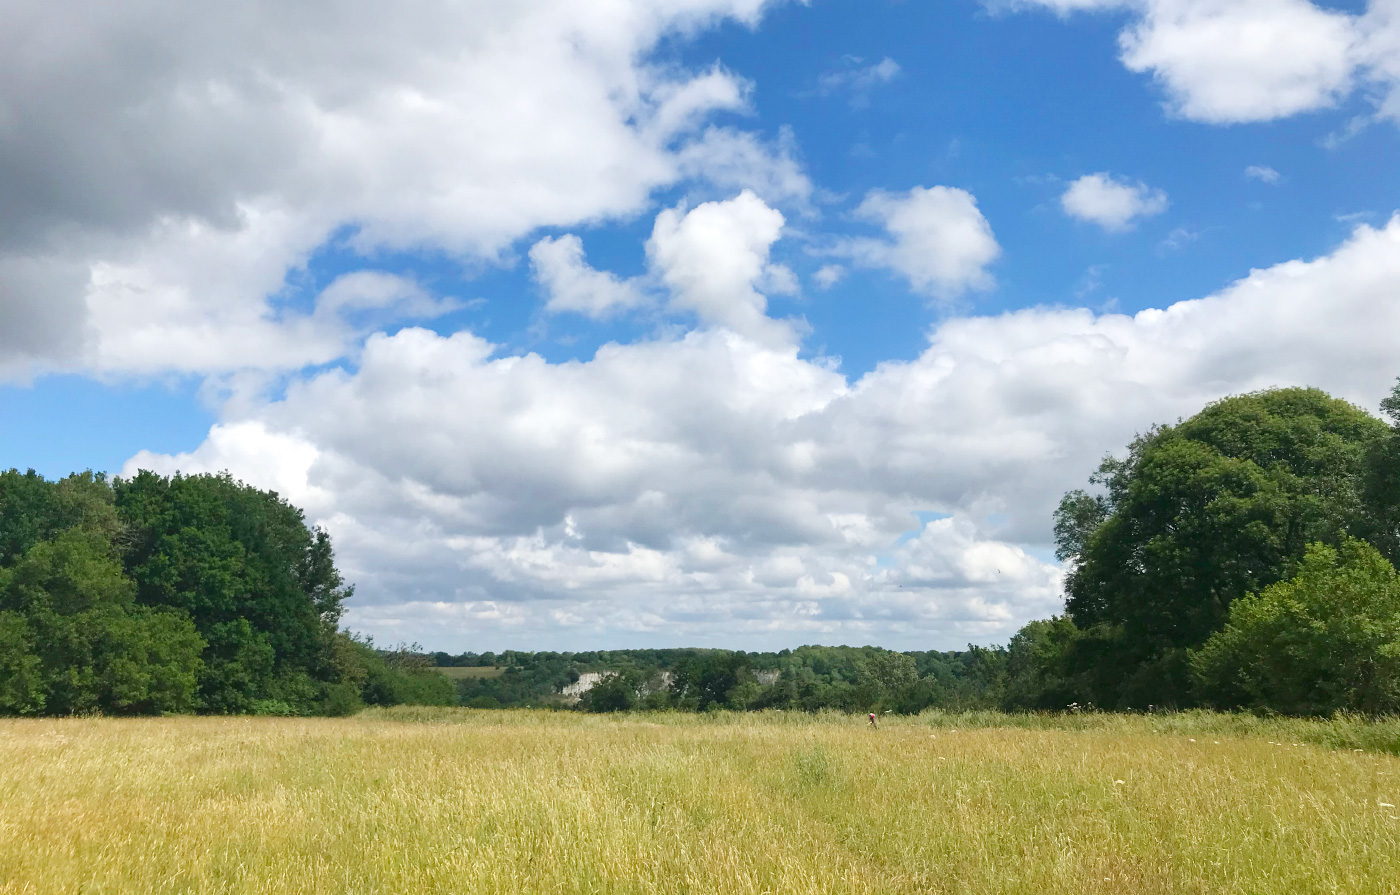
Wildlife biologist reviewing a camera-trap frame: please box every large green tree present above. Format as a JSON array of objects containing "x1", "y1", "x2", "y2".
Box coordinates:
[
  {"x1": 0, "y1": 468, "x2": 364, "y2": 716},
  {"x1": 0, "y1": 527, "x2": 204, "y2": 715},
  {"x1": 1365, "y1": 378, "x2": 1400, "y2": 567},
  {"x1": 1054, "y1": 387, "x2": 1389, "y2": 707},
  {"x1": 114, "y1": 471, "x2": 354, "y2": 712}
]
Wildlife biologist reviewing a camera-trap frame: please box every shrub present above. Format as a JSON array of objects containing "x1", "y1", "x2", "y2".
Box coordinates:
[{"x1": 1192, "y1": 538, "x2": 1400, "y2": 715}]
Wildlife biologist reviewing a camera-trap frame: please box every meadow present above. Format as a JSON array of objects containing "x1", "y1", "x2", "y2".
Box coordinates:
[{"x1": 2, "y1": 709, "x2": 1398, "y2": 895}]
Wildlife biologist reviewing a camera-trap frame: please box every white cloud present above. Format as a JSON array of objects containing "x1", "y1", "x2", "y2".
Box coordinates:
[
  {"x1": 646, "y1": 190, "x2": 797, "y2": 342},
  {"x1": 674, "y1": 127, "x2": 814, "y2": 209},
  {"x1": 1119, "y1": 0, "x2": 1359, "y2": 123},
  {"x1": 1358, "y1": 0, "x2": 1400, "y2": 122},
  {"x1": 840, "y1": 186, "x2": 1001, "y2": 299},
  {"x1": 1061, "y1": 173, "x2": 1170, "y2": 230},
  {"x1": 815, "y1": 56, "x2": 902, "y2": 107},
  {"x1": 128, "y1": 214, "x2": 1400, "y2": 649},
  {"x1": 813, "y1": 264, "x2": 846, "y2": 289},
  {"x1": 818, "y1": 57, "x2": 902, "y2": 92},
  {"x1": 0, "y1": 0, "x2": 790, "y2": 379},
  {"x1": 530, "y1": 235, "x2": 647, "y2": 318},
  {"x1": 1245, "y1": 164, "x2": 1282, "y2": 183},
  {"x1": 1011, "y1": 0, "x2": 1400, "y2": 125}
]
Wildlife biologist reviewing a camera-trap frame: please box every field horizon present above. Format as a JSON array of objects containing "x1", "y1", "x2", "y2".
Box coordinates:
[{"x1": 3, "y1": 708, "x2": 1398, "y2": 894}]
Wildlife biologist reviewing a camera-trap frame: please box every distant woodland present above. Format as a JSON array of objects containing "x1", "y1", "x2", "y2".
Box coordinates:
[{"x1": 3, "y1": 379, "x2": 1399, "y2": 717}]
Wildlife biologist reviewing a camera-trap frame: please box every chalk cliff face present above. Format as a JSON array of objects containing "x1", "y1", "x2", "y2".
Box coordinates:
[
  {"x1": 560, "y1": 670, "x2": 678, "y2": 702},
  {"x1": 561, "y1": 672, "x2": 613, "y2": 700}
]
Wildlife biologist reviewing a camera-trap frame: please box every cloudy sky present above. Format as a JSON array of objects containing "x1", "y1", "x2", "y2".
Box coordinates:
[{"x1": 2, "y1": 0, "x2": 1398, "y2": 651}]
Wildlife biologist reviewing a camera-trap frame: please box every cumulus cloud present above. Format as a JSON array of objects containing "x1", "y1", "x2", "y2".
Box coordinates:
[
  {"x1": 1119, "y1": 0, "x2": 1359, "y2": 123},
  {"x1": 646, "y1": 190, "x2": 797, "y2": 342},
  {"x1": 128, "y1": 216, "x2": 1400, "y2": 648},
  {"x1": 840, "y1": 186, "x2": 1001, "y2": 299},
  {"x1": 530, "y1": 235, "x2": 648, "y2": 318},
  {"x1": 0, "y1": 0, "x2": 789, "y2": 379},
  {"x1": 1011, "y1": 0, "x2": 1400, "y2": 125},
  {"x1": 813, "y1": 265, "x2": 846, "y2": 289},
  {"x1": 1061, "y1": 173, "x2": 1170, "y2": 231}
]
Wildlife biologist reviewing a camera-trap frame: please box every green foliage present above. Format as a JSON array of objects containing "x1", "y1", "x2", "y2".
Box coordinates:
[
  {"x1": 578, "y1": 671, "x2": 643, "y2": 713},
  {"x1": 0, "y1": 610, "x2": 44, "y2": 714},
  {"x1": 115, "y1": 471, "x2": 353, "y2": 712},
  {"x1": 1057, "y1": 387, "x2": 1389, "y2": 707},
  {"x1": 0, "y1": 527, "x2": 205, "y2": 715},
  {"x1": 1192, "y1": 538, "x2": 1400, "y2": 715},
  {"x1": 330, "y1": 636, "x2": 456, "y2": 709},
  {"x1": 439, "y1": 644, "x2": 1009, "y2": 714},
  {"x1": 1000, "y1": 616, "x2": 1089, "y2": 711},
  {"x1": 1364, "y1": 377, "x2": 1400, "y2": 566},
  {"x1": 672, "y1": 651, "x2": 751, "y2": 710},
  {"x1": 0, "y1": 468, "x2": 363, "y2": 717},
  {"x1": 856, "y1": 650, "x2": 918, "y2": 709}
]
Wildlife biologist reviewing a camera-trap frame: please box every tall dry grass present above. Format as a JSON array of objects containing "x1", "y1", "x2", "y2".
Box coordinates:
[{"x1": 2, "y1": 709, "x2": 1397, "y2": 894}]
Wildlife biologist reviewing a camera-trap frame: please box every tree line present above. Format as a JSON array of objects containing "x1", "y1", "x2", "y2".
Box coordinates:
[
  {"x1": 4, "y1": 379, "x2": 1398, "y2": 718},
  {"x1": 0, "y1": 471, "x2": 451, "y2": 716},
  {"x1": 447, "y1": 644, "x2": 1005, "y2": 712}
]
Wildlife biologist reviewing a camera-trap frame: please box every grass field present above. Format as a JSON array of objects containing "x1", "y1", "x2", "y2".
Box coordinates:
[
  {"x1": 432, "y1": 665, "x2": 505, "y2": 679},
  {"x1": 2, "y1": 709, "x2": 1398, "y2": 894}
]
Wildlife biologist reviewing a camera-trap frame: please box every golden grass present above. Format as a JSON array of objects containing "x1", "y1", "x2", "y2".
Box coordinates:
[{"x1": 2, "y1": 709, "x2": 1398, "y2": 894}]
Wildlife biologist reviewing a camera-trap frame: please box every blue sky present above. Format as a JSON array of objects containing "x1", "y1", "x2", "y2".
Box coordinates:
[{"x1": 2, "y1": 0, "x2": 1399, "y2": 650}]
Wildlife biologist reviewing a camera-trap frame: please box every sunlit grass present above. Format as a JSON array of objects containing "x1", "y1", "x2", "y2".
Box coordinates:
[{"x1": 2, "y1": 709, "x2": 1398, "y2": 894}]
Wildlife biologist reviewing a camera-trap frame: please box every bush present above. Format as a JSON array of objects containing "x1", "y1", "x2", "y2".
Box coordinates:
[
  {"x1": 1192, "y1": 538, "x2": 1400, "y2": 715},
  {"x1": 578, "y1": 672, "x2": 636, "y2": 712}
]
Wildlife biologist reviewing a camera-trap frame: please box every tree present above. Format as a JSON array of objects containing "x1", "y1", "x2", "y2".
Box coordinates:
[
  {"x1": 0, "y1": 610, "x2": 44, "y2": 714},
  {"x1": 579, "y1": 671, "x2": 641, "y2": 712},
  {"x1": 1056, "y1": 388, "x2": 1388, "y2": 707},
  {"x1": 1365, "y1": 377, "x2": 1400, "y2": 566},
  {"x1": 1000, "y1": 617, "x2": 1089, "y2": 711},
  {"x1": 115, "y1": 471, "x2": 353, "y2": 712},
  {"x1": 856, "y1": 651, "x2": 918, "y2": 710},
  {"x1": 672, "y1": 652, "x2": 750, "y2": 710},
  {"x1": 0, "y1": 528, "x2": 204, "y2": 715},
  {"x1": 1192, "y1": 538, "x2": 1400, "y2": 715}
]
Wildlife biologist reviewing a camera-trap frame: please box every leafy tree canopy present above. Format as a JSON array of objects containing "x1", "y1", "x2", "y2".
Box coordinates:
[
  {"x1": 1055, "y1": 387, "x2": 1389, "y2": 706},
  {"x1": 1192, "y1": 538, "x2": 1400, "y2": 715},
  {"x1": 0, "y1": 468, "x2": 376, "y2": 717}
]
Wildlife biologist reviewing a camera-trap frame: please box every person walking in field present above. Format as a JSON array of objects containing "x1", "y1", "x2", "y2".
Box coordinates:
[{"x1": 868, "y1": 712, "x2": 878, "y2": 729}]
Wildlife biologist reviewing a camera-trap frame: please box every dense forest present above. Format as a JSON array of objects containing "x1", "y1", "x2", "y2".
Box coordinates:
[
  {"x1": 0, "y1": 471, "x2": 452, "y2": 715},
  {"x1": 3, "y1": 380, "x2": 1398, "y2": 718}
]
